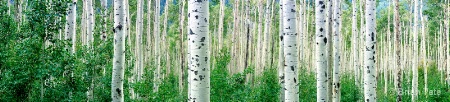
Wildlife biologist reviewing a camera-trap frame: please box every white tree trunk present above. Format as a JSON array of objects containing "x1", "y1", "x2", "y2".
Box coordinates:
[
  {"x1": 179, "y1": 0, "x2": 186, "y2": 94},
  {"x1": 421, "y1": 0, "x2": 427, "y2": 93},
  {"x1": 187, "y1": 0, "x2": 210, "y2": 101},
  {"x1": 278, "y1": 1, "x2": 285, "y2": 101},
  {"x1": 65, "y1": 0, "x2": 77, "y2": 53},
  {"x1": 352, "y1": 0, "x2": 359, "y2": 86},
  {"x1": 282, "y1": 0, "x2": 299, "y2": 101},
  {"x1": 264, "y1": 0, "x2": 272, "y2": 70},
  {"x1": 394, "y1": 0, "x2": 402, "y2": 101},
  {"x1": 364, "y1": 0, "x2": 377, "y2": 101},
  {"x1": 131, "y1": 0, "x2": 144, "y2": 99},
  {"x1": 153, "y1": 0, "x2": 161, "y2": 94},
  {"x1": 101, "y1": 0, "x2": 108, "y2": 40},
  {"x1": 332, "y1": 0, "x2": 341, "y2": 101},
  {"x1": 218, "y1": 0, "x2": 224, "y2": 50},
  {"x1": 86, "y1": 0, "x2": 94, "y2": 47},
  {"x1": 412, "y1": 0, "x2": 419, "y2": 101},
  {"x1": 315, "y1": 0, "x2": 328, "y2": 101},
  {"x1": 326, "y1": 0, "x2": 333, "y2": 100},
  {"x1": 111, "y1": 0, "x2": 126, "y2": 101}
]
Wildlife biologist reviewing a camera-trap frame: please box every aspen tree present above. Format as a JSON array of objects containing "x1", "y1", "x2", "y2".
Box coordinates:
[
  {"x1": 86, "y1": 0, "x2": 94, "y2": 46},
  {"x1": 101, "y1": 0, "x2": 108, "y2": 40},
  {"x1": 179, "y1": 0, "x2": 186, "y2": 94},
  {"x1": 412, "y1": 0, "x2": 419, "y2": 101},
  {"x1": 352, "y1": 0, "x2": 359, "y2": 86},
  {"x1": 65, "y1": 0, "x2": 77, "y2": 53},
  {"x1": 326, "y1": 0, "x2": 333, "y2": 100},
  {"x1": 364, "y1": 0, "x2": 377, "y2": 101},
  {"x1": 133, "y1": 0, "x2": 144, "y2": 99},
  {"x1": 394, "y1": 0, "x2": 402, "y2": 101},
  {"x1": 187, "y1": 0, "x2": 210, "y2": 101},
  {"x1": 153, "y1": 0, "x2": 161, "y2": 93},
  {"x1": 278, "y1": 1, "x2": 285, "y2": 101},
  {"x1": 281, "y1": 0, "x2": 299, "y2": 101},
  {"x1": 146, "y1": 0, "x2": 153, "y2": 69},
  {"x1": 163, "y1": 0, "x2": 170, "y2": 77},
  {"x1": 111, "y1": 0, "x2": 126, "y2": 101},
  {"x1": 332, "y1": 0, "x2": 341, "y2": 101},
  {"x1": 264, "y1": 0, "x2": 272, "y2": 70},
  {"x1": 218, "y1": 0, "x2": 224, "y2": 50},
  {"x1": 385, "y1": 0, "x2": 390, "y2": 95},
  {"x1": 257, "y1": 1, "x2": 263, "y2": 74},
  {"x1": 421, "y1": 0, "x2": 427, "y2": 93},
  {"x1": 315, "y1": 0, "x2": 328, "y2": 101}
]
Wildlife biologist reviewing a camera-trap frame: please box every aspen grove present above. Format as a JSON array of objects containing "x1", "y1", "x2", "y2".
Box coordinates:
[{"x1": 1, "y1": 0, "x2": 450, "y2": 101}]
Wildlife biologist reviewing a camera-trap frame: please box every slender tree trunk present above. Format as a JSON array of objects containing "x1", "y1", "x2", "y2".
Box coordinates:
[
  {"x1": 332, "y1": 0, "x2": 341, "y2": 101},
  {"x1": 364, "y1": 0, "x2": 377, "y2": 101},
  {"x1": 163, "y1": 0, "x2": 170, "y2": 77},
  {"x1": 101, "y1": 0, "x2": 108, "y2": 40},
  {"x1": 264, "y1": 0, "x2": 272, "y2": 71},
  {"x1": 421, "y1": 0, "x2": 427, "y2": 94},
  {"x1": 153, "y1": 0, "x2": 161, "y2": 94},
  {"x1": 111, "y1": 0, "x2": 126, "y2": 101},
  {"x1": 179, "y1": 0, "x2": 186, "y2": 95},
  {"x1": 326, "y1": 0, "x2": 333, "y2": 100},
  {"x1": 146, "y1": 0, "x2": 153, "y2": 75},
  {"x1": 412, "y1": 0, "x2": 419, "y2": 101},
  {"x1": 352, "y1": 0, "x2": 359, "y2": 86},
  {"x1": 86, "y1": 0, "x2": 94, "y2": 47},
  {"x1": 187, "y1": 0, "x2": 210, "y2": 101},
  {"x1": 278, "y1": 1, "x2": 285, "y2": 101},
  {"x1": 394, "y1": 1, "x2": 402, "y2": 99},
  {"x1": 315, "y1": 0, "x2": 328, "y2": 101},
  {"x1": 257, "y1": 1, "x2": 263, "y2": 74},
  {"x1": 65, "y1": 0, "x2": 77, "y2": 53},
  {"x1": 218, "y1": 0, "x2": 224, "y2": 50}
]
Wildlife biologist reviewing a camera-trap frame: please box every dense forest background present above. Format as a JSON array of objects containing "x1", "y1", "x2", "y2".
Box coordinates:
[{"x1": 0, "y1": 0, "x2": 449, "y2": 101}]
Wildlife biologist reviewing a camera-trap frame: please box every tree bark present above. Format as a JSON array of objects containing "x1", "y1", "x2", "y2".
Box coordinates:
[
  {"x1": 315, "y1": 0, "x2": 328, "y2": 101},
  {"x1": 179, "y1": 0, "x2": 186, "y2": 95},
  {"x1": 187, "y1": 0, "x2": 210, "y2": 101},
  {"x1": 86, "y1": 0, "x2": 94, "y2": 47},
  {"x1": 101, "y1": 0, "x2": 108, "y2": 40},
  {"x1": 352, "y1": 0, "x2": 359, "y2": 86},
  {"x1": 412, "y1": 0, "x2": 419, "y2": 101},
  {"x1": 364, "y1": 0, "x2": 377, "y2": 101},
  {"x1": 65, "y1": 0, "x2": 77, "y2": 53},
  {"x1": 111, "y1": 0, "x2": 126, "y2": 101},
  {"x1": 153, "y1": 0, "x2": 161, "y2": 94},
  {"x1": 393, "y1": 0, "x2": 402, "y2": 101},
  {"x1": 332, "y1": 0, "x2": 341, "y2": 101},
  {"x1": 281, "y1": 0, "x2": 299, "y2": 101},
  {"x1": 278, "y1": 1, "x2": 285, "y2": 101}
]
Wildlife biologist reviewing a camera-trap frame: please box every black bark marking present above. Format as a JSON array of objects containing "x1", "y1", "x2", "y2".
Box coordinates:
[
  {"x1": 319, "y1": 28, "x2": 324, "y2": 32},
  {"x1": 199, "y1": 75, "x2": 204, "y2": 80},
  {"x1": 371, "y1": 32, "x2": 375, "y2": 41},
  {"x1": 291, "y1": 9, "x2": 296, "y2": 12},
  {"x1": 291, "y1": 66, "x2": 295, "y2": 71},
  {"x1": 324, "y1": 37, "x2": 327, "y2": 43},
  {"x1": 204, "y1": 18, "x2": 207, "y2": 22},
  {"x1": 116, "y1": 88, "x2": 121, "y2": 96},
  {"x1": 319, "y1": 1, "x2": 324, "y2": 5},
  {"x1": 195, "y1": 15, "x2": 199, "y2": 19},
  {"x1": 294, "y1": 78, "x2": 297, "y2": 83},
  {"x1": 189, "y1": 29, "x2": 195, "y2": 35},
  {"x1": 280, "y1": 36, "x2": 284, "y2": 41},
  {"x1": 200, "y1": 37, "x2": 206, "y2": 42},
  {"x1": 194, "y1": 0, "x2": 202, "y2": 3}
]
